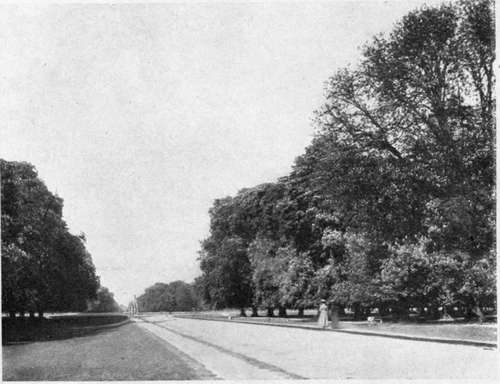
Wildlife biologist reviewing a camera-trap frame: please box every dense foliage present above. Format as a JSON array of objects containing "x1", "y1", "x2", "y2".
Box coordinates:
[
  {"x1": 87, "y1": 286, "x2": 120, "y2": 313},
  {"x1": 137, "y1": 281, "x2": 198, "y2": 312},
  {"x1": 1, "y1": 160, "x2": 101, "y2": 317},
  {"x1": 197, "y1": 0, "x2": 495, "y2": 320}
]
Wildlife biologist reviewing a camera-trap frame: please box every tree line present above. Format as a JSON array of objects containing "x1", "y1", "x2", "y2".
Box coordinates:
[
  {"x1": 1, "y1": 160, "x2": 104, "y2": 318},
  {"x1": 196, "y1": 0, "x2": 495, "y2": 321},
  {"x1": 87, "y1": 286, "x2": 121, "y2": 313},
  {"x1": 137, "y1": 281, "x2": 198, "y2": 312}
]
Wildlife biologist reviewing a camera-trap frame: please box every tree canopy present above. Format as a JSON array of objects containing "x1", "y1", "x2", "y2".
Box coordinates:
[
  {"x1": 137, "y1": 280, "x2": 198, "y2": 312},
  {"x1": 195, "y1": 0, "x2": 495, "y2": 320},
  {"x1": 1, "y1": 160, "x2": 101, "y2": 317},
  {"x1": 87, "y1": 286, "x2": 120, "y2": 313}
]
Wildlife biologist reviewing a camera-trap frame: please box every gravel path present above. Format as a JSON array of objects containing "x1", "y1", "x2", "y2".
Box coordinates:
[
  {"x1": 137, "y1": 318, "x2": 299, "y2": 379},
  {"x1": 142, "y1": 314, "x2": 498, "y2": 380}
]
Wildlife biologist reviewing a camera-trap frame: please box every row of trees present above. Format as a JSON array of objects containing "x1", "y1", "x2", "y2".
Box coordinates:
[
  {"x1": 87, "y1": 286, "x2": 121, "y2": 313},
  {"x1": 137, "y1": 281, "x2": 198, "y2": 312},
  {"x1": 196, "y1": 0, "x2": 496, "y2": 321},
  {"x1": 1, "y1": 160, "x2": 102, "y2": 318}
]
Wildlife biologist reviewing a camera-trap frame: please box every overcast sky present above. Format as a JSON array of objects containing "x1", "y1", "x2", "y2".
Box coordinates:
[{"x1": 1, "y1": 0, "x2": 445, "y2": 305}]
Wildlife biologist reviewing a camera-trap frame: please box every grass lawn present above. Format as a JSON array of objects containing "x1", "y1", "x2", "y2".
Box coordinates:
[
  {"x1": 341, "y1": 321, "x2": 497, "y2": 342},
  {"x1": 172, "y1": 309, "x2": 497, "y2": 343},
  {"x1": 2, "y1": 314, "x2": 129, "y2": 344},
  {"x1": 3, "y1": 322, "x2": 216, "y2": 380}
]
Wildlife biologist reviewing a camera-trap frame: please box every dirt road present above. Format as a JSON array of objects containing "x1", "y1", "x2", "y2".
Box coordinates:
[{"x1": 135, "y1": 314, "x2": 498, "y2": 380}]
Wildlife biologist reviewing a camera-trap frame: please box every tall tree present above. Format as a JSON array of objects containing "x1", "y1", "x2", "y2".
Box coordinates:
[
  {"x1": 199, "y1": 236, "x2": 253, "y2": 315},
  {"x1": 1, "y1": 160, "x2": 99, "y2": 317},
  {"x1": 195, "y1": 0, "x2": 495, "y2": 319}
]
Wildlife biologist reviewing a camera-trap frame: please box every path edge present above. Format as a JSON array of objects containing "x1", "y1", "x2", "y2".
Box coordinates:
[{"x1": 172, "y1": 314, "x2": 497, "y2": 349}]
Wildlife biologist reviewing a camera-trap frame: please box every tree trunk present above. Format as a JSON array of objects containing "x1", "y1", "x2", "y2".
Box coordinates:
[
  {"x1": 38, "y1": 311, "x2": 44, "y2": 319},
  {"x1": 379, "y1": 304, "x2": 388, "y2": 317},
  {"x1": 330, "y1": 304, "x2": 339, "y2": 329},
  {"x1": 298, "y1": 307, "x2": 304, "y2": 317},
  {"x1": 29, "y1": 311, "x2": 36, "y2": 319},
  {"x1": 416, "y1": 306, "x2": 426, "y2": 322},
  {"x1": 465, "y1": 305, "x2": 474, "y2": 320},
  {"x1": 19, "y1": 311, "x2": 25, "y2": 318},
  {"x1": 353, "y1": 303, "x2": 363, "y2": 321},
  {"x1": 266, "y1": 307, "x2": 274, "y2": 317},
  {"x1": 239, "y1": 308, "x2": 247, "y2": 317},
  {"x1": 394, "y1": 301, "x2": 410, "y2": 321},
  {"x1": 9, "y1": 311, "x2": 16, "y2": 319},
  {"x1": 441, "y1": 305, "x2": 452, "y2": 320},
  {"x1": 251, "y1": 306, "x2": 259, "y2": 317},
  {"x1": 428, "y1": 305, "x2": 439, "y2": 320},
  {"x1": 338, "y1": 305, "x2": 346, "y2": 316},
  {"x1": 278, "y1": 306, "x2": 287, "y2": 317},
  {"x1": 473, "y1": 305, "x2": 485, "y2": 323}
]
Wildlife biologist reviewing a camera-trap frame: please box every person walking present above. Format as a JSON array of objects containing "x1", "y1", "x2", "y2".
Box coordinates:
[{"x1": 318, "y1": 299, "x2": 328, "y2": 329}]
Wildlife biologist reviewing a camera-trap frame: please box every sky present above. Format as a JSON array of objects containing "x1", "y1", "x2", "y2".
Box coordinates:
[{"x1": 0, "y1": 0, "x2": 445, "y2": 306}]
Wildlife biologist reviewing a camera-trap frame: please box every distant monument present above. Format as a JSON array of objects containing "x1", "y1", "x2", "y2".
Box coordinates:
[{"x1": 128, "y1": 295, "x2": 139, "y2": 317}]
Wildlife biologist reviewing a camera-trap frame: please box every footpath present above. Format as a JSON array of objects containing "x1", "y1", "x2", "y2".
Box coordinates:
[
  {"x1": 135, "y1": 317, "x2": 303, "y2": 379},
  {"x1": 173, "y1": 314, "x2": 497, "y2": 349}
]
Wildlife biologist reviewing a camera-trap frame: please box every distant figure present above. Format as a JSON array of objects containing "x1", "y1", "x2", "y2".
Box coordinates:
[{"x1": 318, "y1": 299, "x2": 328, "y2": 329}]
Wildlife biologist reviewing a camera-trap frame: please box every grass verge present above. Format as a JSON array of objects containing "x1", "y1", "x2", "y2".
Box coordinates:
[
  {"x1": 172, "y1": 310, "x2": 497, "y2": 343},
  {"x1": 340, "y1": 321, "x2": 497, "y2": 342},
  {"x1": 3, "y1": 322, "x2": 216, "y2": 380},
  {"x1": 2, "y1": 314, "x2": 128, "y2": 344}
]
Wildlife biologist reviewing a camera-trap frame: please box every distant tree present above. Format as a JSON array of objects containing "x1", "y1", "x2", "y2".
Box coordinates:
[
  {"x1": 169, "y1": 281, "x2": 197, "y2": 311},
  {"x1": 88, "y1": 286, "x2": 120, "y2": 313},
  {"x1": 137, "y1": 281, "x2": 198, "y2": 312},
  {"x1": 138, "y1": 283, "x2": 170, "y2": 312}
]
